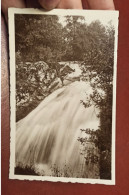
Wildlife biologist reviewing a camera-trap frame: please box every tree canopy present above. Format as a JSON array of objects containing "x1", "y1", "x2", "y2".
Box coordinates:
[{"x1": 15, "y1": 13, "x2": 115, "y2": 179}]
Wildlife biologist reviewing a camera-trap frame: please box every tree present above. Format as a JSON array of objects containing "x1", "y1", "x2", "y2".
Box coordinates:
[
  {"x1": 15, "y1": 14, "x2": 75, "y2": 121},
  {"x1": 80, "y1": 21, "x2": 115, "y2": 179}
]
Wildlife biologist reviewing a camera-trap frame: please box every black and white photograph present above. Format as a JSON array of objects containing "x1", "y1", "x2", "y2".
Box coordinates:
[{"x1": 9, "y1": 9, "x2": 119, "y2": 184}]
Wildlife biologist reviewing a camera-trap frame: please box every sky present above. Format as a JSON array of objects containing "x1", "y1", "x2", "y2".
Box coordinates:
[
  {"x1": 58, "y1": 10, "x2": 119, "y2": 27},
  {"x1": 12, "y1": 8, "x2": 119, "y2": 28}
]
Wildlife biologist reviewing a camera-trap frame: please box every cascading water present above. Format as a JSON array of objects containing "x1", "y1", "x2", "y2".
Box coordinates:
[{"x1": 16, "y1": 81, "x2": 100, "y2": 178}]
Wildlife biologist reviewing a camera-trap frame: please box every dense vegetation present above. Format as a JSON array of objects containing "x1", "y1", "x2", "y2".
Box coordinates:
[{"x1": 15, "y1": 14, "x2": 115, "y2": 179}]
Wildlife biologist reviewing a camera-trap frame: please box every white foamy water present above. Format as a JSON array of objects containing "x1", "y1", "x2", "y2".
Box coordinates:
[{"x1": 16, "y1": 81, "x2": 100, "y2": 177}]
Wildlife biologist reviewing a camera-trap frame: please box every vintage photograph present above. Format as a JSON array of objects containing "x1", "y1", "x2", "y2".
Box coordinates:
[{"x1": 9, "y1": 9, "x2": 119, "y2": 184}]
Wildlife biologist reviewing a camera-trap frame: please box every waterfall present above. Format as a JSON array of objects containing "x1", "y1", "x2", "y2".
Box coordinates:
[{"x1": 16, "y1": 81, "x2": 100, "y2": 178}]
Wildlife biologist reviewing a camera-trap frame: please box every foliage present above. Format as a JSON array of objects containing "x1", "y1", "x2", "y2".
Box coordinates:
[
  {"x1": 77, "y1": 129, "x2": 100, "y2": 167},
  {"x1": 15, "y1": 14, "x2": 115, "y2": 179},
  {"x1": 15, "y1": 162, "x2": 99, "y2": 178},
  {"x1": 79, "y1": 21, "x2": 115, "y2": 179}
]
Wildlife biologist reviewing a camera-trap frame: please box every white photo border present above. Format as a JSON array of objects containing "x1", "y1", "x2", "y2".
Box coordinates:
[{"x1": 8, "y1": 8, "x2": 119, "y2": 185}]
